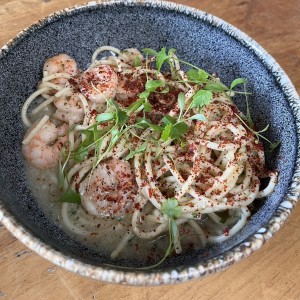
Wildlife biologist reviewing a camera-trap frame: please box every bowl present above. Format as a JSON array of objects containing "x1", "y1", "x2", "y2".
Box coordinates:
[{"x1": 0, "y1": 0, "x2": 299, "y2": 285}]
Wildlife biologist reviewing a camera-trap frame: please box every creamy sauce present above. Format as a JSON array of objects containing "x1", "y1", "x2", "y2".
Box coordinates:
[{"x1": 25, "y1": 162, "x2": 203, "y2": 262}]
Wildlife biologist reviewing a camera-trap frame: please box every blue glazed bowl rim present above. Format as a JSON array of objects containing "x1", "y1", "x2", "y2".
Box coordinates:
[{"x1": 0, "y1": 0, "x2": 299, "y2": 285}]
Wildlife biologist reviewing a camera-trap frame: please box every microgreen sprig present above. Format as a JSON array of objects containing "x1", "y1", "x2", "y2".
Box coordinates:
[
  {"x1": 139, "y1": 198, "x2": 182, "y2": 270},
  {"x1": 162, "y1": 198, "x2": 182, "y2": 229},
  {"x1": 236, "y1": 81, "x2": 280, "y2": 151},
  {"x1": 100, "y1": 198, "x2": 183, "y2": 271},
  {"x1": 235, "y1": 112, "x2": 280, "y2": 151}
]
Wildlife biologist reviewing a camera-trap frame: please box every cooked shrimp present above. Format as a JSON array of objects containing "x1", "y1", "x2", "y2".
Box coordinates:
[
  {"x1": 43, "y1": 53, "x2": 78, "y2": 77},
  {"x1": 53, "y1": 93, "x2": 85, "y2": 124},
  {"x1": 22, "y1": 120, "x2": 68, "y2": 169},
  {"x1": 79, "y1": 158, "x2": 137, "y2": 218},
  {"x1": 79, "y1": 65, "x2": 118, "y2": 103},
  {"x1": 43, "y1": 54, "x2": 78, "y2": 92},
  {"x1": 116, "y1": 73, "x2": 146, "y2": 102}
]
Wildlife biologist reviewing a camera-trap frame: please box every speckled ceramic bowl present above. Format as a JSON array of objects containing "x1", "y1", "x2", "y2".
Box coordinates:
[{"x1": 0, "y1": 0, "x2": 299, "y2": 285}]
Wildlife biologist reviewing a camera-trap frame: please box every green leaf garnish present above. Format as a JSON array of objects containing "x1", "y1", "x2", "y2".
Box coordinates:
[
  {"x1": 125, "y1": 141, "x2": 148, "y2": 160},
  {"x1": 139, "y1": 90, "x2": 150, "y2": 100},
  {"x1": 171, "y1": 121, "x2": 189, "y2": 139},
  {"x1": 161, "y1": 123, "x2": 173, "y2": 141},
  {"x1": 162, "y1": 198, "x2": 181, "y2": 246},
  {"x1": 96, "y1": 112, "x2": 115, "y2": 123},
  {"x1": 142, "y1": 48, "x2": 158, "y2": 56},
  {"x1": 162, "y1": 198, "x2": 182, "y2": 219},
  {"x1": 162, "y1": 115, "x2": 176, "y2": 125},
  {"x1": 143, "y1": 102, "x2": 152, "y2": 112},
  {"x1": 187, "y1": 69, "x2": 209, "y2": 82},
  {"x1": 110, "y1": 127, "x2": 120, "y2": 144},
  {"x1": 168, "y1": 48, "x2": 176, "y2": 56},
  {"x1": 125, "y1": 99, "x2": 144, "y2": 114},
  {"x1": 159, "y1": 86, "x2": 170, "y2": 94},
  {"x1": 170, "y1": 218, "x2": 178, "y2": 243},
  {"x1": 178, "y1": 92, "x2": 185, "y2": 118},
  {"x1": 161, "y1": 198, "x2": 182, "y2": 256},
  {"x1": 58, "y1": 188, "x2": 81, "y2": 204},
  {"x1": 230, "y1": 78, "x2": 247, "y2": 90},
  {"x1": 145, "y1": 79, "x2": 164, "y2": 92},
  {"x1": 116, "y1": 109, "x2": 128, "y2": 127},
  {"x1": 204, "y1": 82, "x2": 228, "y2": 92},
  {"x1": 191, "y1": 90, "x2": 213, "y2": 108},
  {"x1": 138, "y1": 119, "x2": 163, "y2": 132},
  {"x1": 188, "y1": 113, "x2": 207, "y2": 121},
  {"x1": 57, "y1": 143, "x2": 71, "y2": 186},
  {"x1": 54, "y1": 46, "x2": 282, "y2": 272},
  {"x1": 74, "y1": 147, "x2": 89, "y2": 163},
  {"x1": 235, "y1": 113, "x2": 280, "y2": 150},
  {"x1": 93, "y1": 125, "x2": 99, "y2": 162},
  {"x1": 242, "y1": 83, "x2": 255, "y2": 129},
  {"x1": 156, "y1": 47, "x2": 169, "y2": 72},
  {"x1": 74, "y1": 138, "x2": 91, "y2": 162}
]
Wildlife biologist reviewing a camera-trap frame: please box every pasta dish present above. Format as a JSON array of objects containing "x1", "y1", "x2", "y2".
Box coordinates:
[{"x1": 21, "y1": 46, "x2": 278, "y2": 265}]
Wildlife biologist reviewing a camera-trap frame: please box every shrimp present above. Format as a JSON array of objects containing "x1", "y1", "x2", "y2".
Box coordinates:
[
  {"x1": 116, "y1": 73, "x2": 146, "y2": 102},
  {"x1": 22, "y1": 120, "x2": 68, "y2": 169},
  {"x1": 43, "y1": 54, "x2": 78, "y2": 92},
  {"x1": 53, "y1": 93, "x2": 85, "y2": 124},
  {"x1": 44, "y1": 54, "x2": 78, "y2": 76},
  {"x1": 79, "y1": 158, "x2": 137, "y2": 218},
  {"x1": 79, "y1": 65, "x2": 118, "y2": 103}
]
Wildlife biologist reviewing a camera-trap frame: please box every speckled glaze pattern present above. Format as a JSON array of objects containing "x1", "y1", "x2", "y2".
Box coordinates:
[{"x1": 0, "y1": 0, "x2": 299, "y2": 285}]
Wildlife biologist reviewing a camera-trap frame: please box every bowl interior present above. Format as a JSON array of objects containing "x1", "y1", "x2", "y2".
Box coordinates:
[{"x1": 0, "y1": 2, "x2": 297, "y2": 269}]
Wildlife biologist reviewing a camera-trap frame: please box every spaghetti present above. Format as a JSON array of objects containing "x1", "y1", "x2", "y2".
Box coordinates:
[{"x1": 21, "y1": 46, "x2": 277, "y2": 263}]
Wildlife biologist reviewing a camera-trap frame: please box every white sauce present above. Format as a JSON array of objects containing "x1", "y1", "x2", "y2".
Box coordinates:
[{"x1": 25, "y1": 162, "x2": 202, "y2": 262}]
